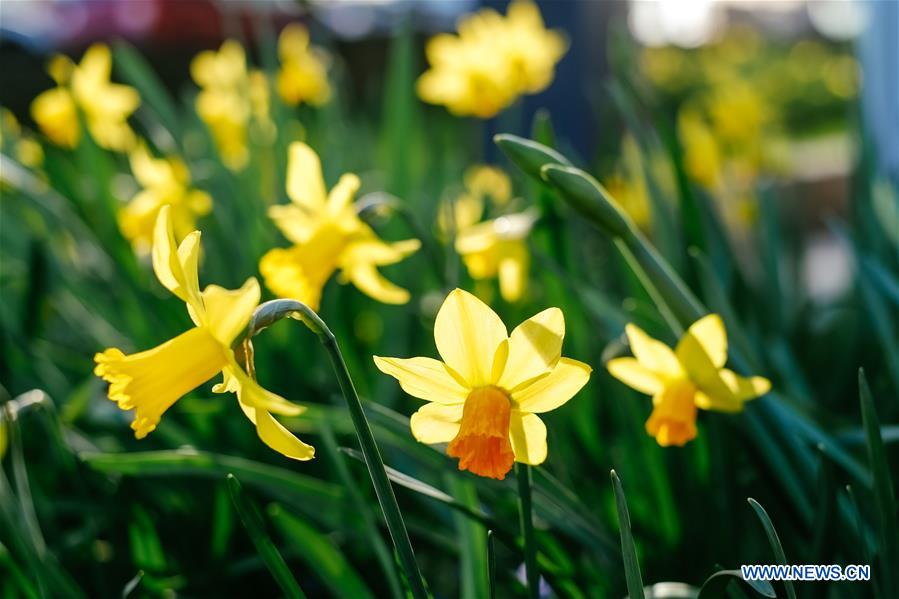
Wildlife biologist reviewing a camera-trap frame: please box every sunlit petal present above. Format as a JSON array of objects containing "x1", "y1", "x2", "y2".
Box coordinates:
[
  {"x1": 433, "y1": 288, "x2": 508, "y2": 387},
  {"x1": 373, "y1": 356, "x2": 468, "y2": 404}
]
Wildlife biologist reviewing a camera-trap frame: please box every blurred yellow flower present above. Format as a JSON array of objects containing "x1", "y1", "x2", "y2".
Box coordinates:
[
  {"x1": 95, "y1": 206, "x2": 313, "y2": 460},
  {"x1": 277, "y1": 23, "x2": 331, "y2": 107},
  {"x1": 456, "y1": 211, "x2": 536, "y2": 303},
  {"x1": 438, "y1": 164, "x2": 512, "y2": 234},
  {"x1": 678, "y1": 108, "x2": 722, "y2": 191},
  {"x1": 375, "y1": 288, "x2": 591, "y2": 479},
  {"x1": 118, "y1": 143, "x2": 213, "y2": 254},
  {"x1": 706, "y1": 81, "x2": 768, "y2": 147},
  {"x1": 418, "y1": 0, "x2": 566, "y2": 118},
  {"x1": 607, "y1": 315, "x2": 770, "y2": 447},
  {"x1": 1, "y1": 109, "x2": 44, "y2": 168},
  {"x1": 260, "y1": 143, "x2": 419, "y2": 310},
  {"x1": 31, "y1": 44, "x2": 139, "y2": 151},
  {"x1": 191, "y1": 40, "x2": 257, "y2": 170}
]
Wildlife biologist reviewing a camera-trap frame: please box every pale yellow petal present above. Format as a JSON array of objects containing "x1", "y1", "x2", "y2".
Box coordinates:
[
  {"x1": 497, "y1": 242, "x2": 528, "y2": 302},
  {"x1": 286, "y1": 142, "x2": 327, "y2": 210},
  {"x1": 152, "y1": 205, "x2": 203, "y2": 308},
  {"x1": 373, "y1": 356, "x2": 468, "y2": 404},
  {"x1": 268, "y1": 204, "x2": 317, "y2": 244},
  {"x1": 223, "y1": 361, "x2": 304, "y2": 417},
  {"x1": 343, "y1": 263, "x2": 411, "y2": 305},
  {"x1": 509, "y1": 411, "x2": 547, "y2": 465},
  {"x1": 675, "y1": 329, "x2": 738, "y2": 405},
  {"x1": 720, "y1": 369, "x2": 770, "y2": 401},
  {"x1": 326, "y1": 173, "x2": 360, "y2": 214},
  {"x1": 202, "y1": 278, "x2": 260, "y2": 347},
  {"x1": 625, "y1": 323, "x2": 682, "y2": 378},
  {"x1": 498, "y1": 307, "x2": 564, "y2": 390},
  {"x1": 238, "y1": 401, "x2": 314, "y2": 461},
  {"x1": 176, "y1": 231, "x2": 204, "y2": 320},
  {"x1": 678, "y1": 314, "x2": 727, "y2": 369},
  {"x1": 409, "y1": 402, "x2": 463, "y2": 444},
  {"x1": 433, "y1": 288, "x2": 508, "y2": 387},
  {"x1": 512, "y1": 357, "x2": 591, "y2": 413},
  {"x1": 340, "y1": 237, "x2": 420, "y2": 267},
  {"x1": 607, "y1": 357, "x2": 664, "y2": 395}
]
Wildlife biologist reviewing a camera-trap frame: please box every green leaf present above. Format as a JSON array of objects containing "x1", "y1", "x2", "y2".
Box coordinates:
[
  {"x1": 540, "y1": 165, "x2": 632, "y2": 238},
  {"x1": 269, "y1": 504, "x2": 375, "y2": 599},
  {"x1": 859, "y1": 368, "x2": 899, "y2": 595},
  {"x1": 747, "y1": 498, "x2": 797, "y2": 599},
  {"x1": 698, "y1": 570, "x2": 775, "y2": 598},
  {"x1": 112, "y1": 40, "x2": 181, "y2": 139},
  {"x1": 610, "y1": 470, "x2": 645, "y2": 599},
  {"x1": 226, "y1": 474, "x2": 306, "y2": 599}
]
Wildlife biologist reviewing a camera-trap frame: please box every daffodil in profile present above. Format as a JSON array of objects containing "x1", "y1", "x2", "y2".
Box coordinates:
[
  {"x1": 375, "y1": 289, "x2": 591, "y2": 479},
  {"x1": 94, "y1": 206, "x2": 313, "y2": 460},
  {"x1": 456, "y1": 211, "x2": 536, "y2": 303},
  {"x1": 31, "y1": 44, "x2": 139, "y2": 151},
  {"x1": 607, "y1": 315, "x2": 770, "y2": 447},
  {"x1": 276, "y1": 23, "x2": 331, "y2": 107},
  {"x1": 260, "y1": 142, "x2": 419, "y2": 310},
  {"x1": 118, "y1": 143, "x2": 213, "y2": 254}
]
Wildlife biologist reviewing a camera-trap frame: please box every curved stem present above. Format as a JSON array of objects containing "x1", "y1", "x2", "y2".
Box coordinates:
[{"x1": 245, "y1": 300, "x2": 429, "y2": 599}]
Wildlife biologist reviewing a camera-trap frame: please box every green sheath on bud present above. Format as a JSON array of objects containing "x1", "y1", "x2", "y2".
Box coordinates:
[
  {"x1": 494, "y1": 134, "x2": 570, "y2": 181},
  {"x1": 540, "y1": 164, "x2": 633, "y2": 239}
]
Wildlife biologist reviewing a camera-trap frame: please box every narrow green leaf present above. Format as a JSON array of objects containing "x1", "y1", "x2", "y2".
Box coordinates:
[
  {"x1": 517, "y1": 464, "x2": 539, "y2": 599},
  {"x1": 269, "y1": 504, "x2": 375, "y2": 599},
  {"x1": 540, "y1": 165, "x2": 632, "y2": 237},
  {"x1": 112, "y1": 40, "x2": 181, "y2": 138},
  {"x1": 747, "y1": 498, "x2": 797, "y2": 599},
  {"x1": 487, "y1": 530, "x2": 497, "y2": 599},
  {"x1": 610, "y1": 470, "x2": 645, "y2": 599},
  {"x1": 859, "y1": 369, "x2": 899, "y2": 595},
  {"x1": 226, "y1": 474, "x2": 306, "y2": 599}
]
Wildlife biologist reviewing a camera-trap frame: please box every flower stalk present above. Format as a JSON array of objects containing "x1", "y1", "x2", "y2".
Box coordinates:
[
  {"x1": 516, "y1": 464, "x2": 539, "y2": 599},
  {"x1": 243, "y1": 299, "x2": 429, "y2": 599}
]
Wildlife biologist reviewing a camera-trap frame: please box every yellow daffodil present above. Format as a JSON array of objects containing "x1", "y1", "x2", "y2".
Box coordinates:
[
  {"x1": 276, "y1": 23, "x2": 331, "y2": 107},
  {"x1": 678, "y1": 108, "x2": 722, "y2": 191},
  {"x1": 417, "y1": 1, "x2": 566, "y2": 118},
  {"x1": 455, "y1": 211, "x2": 536, "y2": 303},
  {"x1": 31, "y1": 44, "x2": 139, "y2": 151},
  {"x1": 94, "y1": 206, "x2": 313, "y2": 460},
  {"x1": 375, "y1": 289, "x2": 591, "y2": 479},
  {"x1": 607, "y1": 315, "x2": 770, "y2": 447},
  {"x1": 191, "y1": 41, "x2": 254, "y2": 170},
  {"x1": 118, "y1": 143, "x2": 213, "y2": 254},
  {"x1": 260, "y1": 142, "x2": 419, "y2": 310},
  {"x1": 438, "y1": 165, "x2": 512, "y2": 235}
]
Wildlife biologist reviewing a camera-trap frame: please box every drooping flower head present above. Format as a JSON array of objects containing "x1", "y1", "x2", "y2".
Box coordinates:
[
  {"x1": 94, "y1": 206, "x2": 313, "y2": 460},
  {"x1": 607, "y1": 315, "x2": 770, "y2": 447},
  {"x1": 31, "y1": 44, "x2": 140, "y2": 151},
  {"x1": 375, "y1": 289, "x2": 591, "y2": 479},
  {"x1": 276, "y1": 23, "x2": 331, "y2": 107},
  {"x1": 260, "y1": 142, "x2": 419, "y2": 310},
  {"x1": 118, "y1": 143, "x2": 213, "y2": 254},
  {"x1": 417, "y1": 0, "x2": 567, "y2": 118}
]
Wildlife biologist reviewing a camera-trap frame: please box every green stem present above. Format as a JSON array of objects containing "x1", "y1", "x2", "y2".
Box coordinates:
[
  {"x1": 516, "y1": 464, "x2": 539, "y2": 599},
  {"x1": 246, "y1": 300, "x2": 429, "y2": 599}
]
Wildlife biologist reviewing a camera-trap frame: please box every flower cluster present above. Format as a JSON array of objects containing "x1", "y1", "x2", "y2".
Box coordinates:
[
  {"x1": 418, "y1": 0, "x2": 567, "y2": 118},
  {"x1": 31, "y1": 44, "x2": 139, "y2": 151}
]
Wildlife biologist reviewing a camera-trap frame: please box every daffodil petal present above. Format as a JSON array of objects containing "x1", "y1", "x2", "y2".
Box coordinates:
[
  {"x1": 344, "y1": 263, "x2": 411, "y2": 305},
  {"x1": 512, "y1": 357, "x2": 591, "y2": 413},
  {"x1": 607, "y1": 357, "x2": 664, "y2": 395},
  {"x1": 373, "y1": 356, "x2": 468, "y2": 404},
  {"x1": 286, "y1": 142, "x2": 327, "y2": 210},
  {"x1": 268, "y1": 204, "x2": 318, "y2": 244},
  {"x1": 625, "y1": 323, "x2": 682, "y2": 378},
  {"x1": 509, "y1": 411, "x2": 547, "y2": 465},
  {"x1": 721, "y1": 369, "x2": 770, "y2": 401},
  {"x1": 238, "y1": 401, "x2": 314, "y2": 461},
  {"x1": 498, "y1": 307, "x2": 564, "y2": 390},
  {"x1": 678, "y1": 314, "x2": 727, "y2": 369},
  {"x1": 675, "y1": 329, "x2": 738, "y2": 405},
  {"x1": 152, "y1": 207, "x2": 204, "y2": 318},
  {"x1": 434, "y1": 288, "x2": 508, "y2": 387},
  {"x1": 202, "y1": 278, "x2": 260, "y2": 347},
  {"x1": 222, "y1": 361, "x2": 304, "y2": 416},
  {"x1": 498, "y1": 243, "x2": 528, "y2": 302},
  {"x1": 409, "y1": 402, "x2": 463, "y2": 444},
  {"x1": 326, "y1": 173, "x2": 360, "y2": 214}
]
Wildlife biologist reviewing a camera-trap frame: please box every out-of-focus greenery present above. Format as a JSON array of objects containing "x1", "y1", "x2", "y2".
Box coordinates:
[{"x1": 1, "y1": 10, "x2": 898, "y2": 599}]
